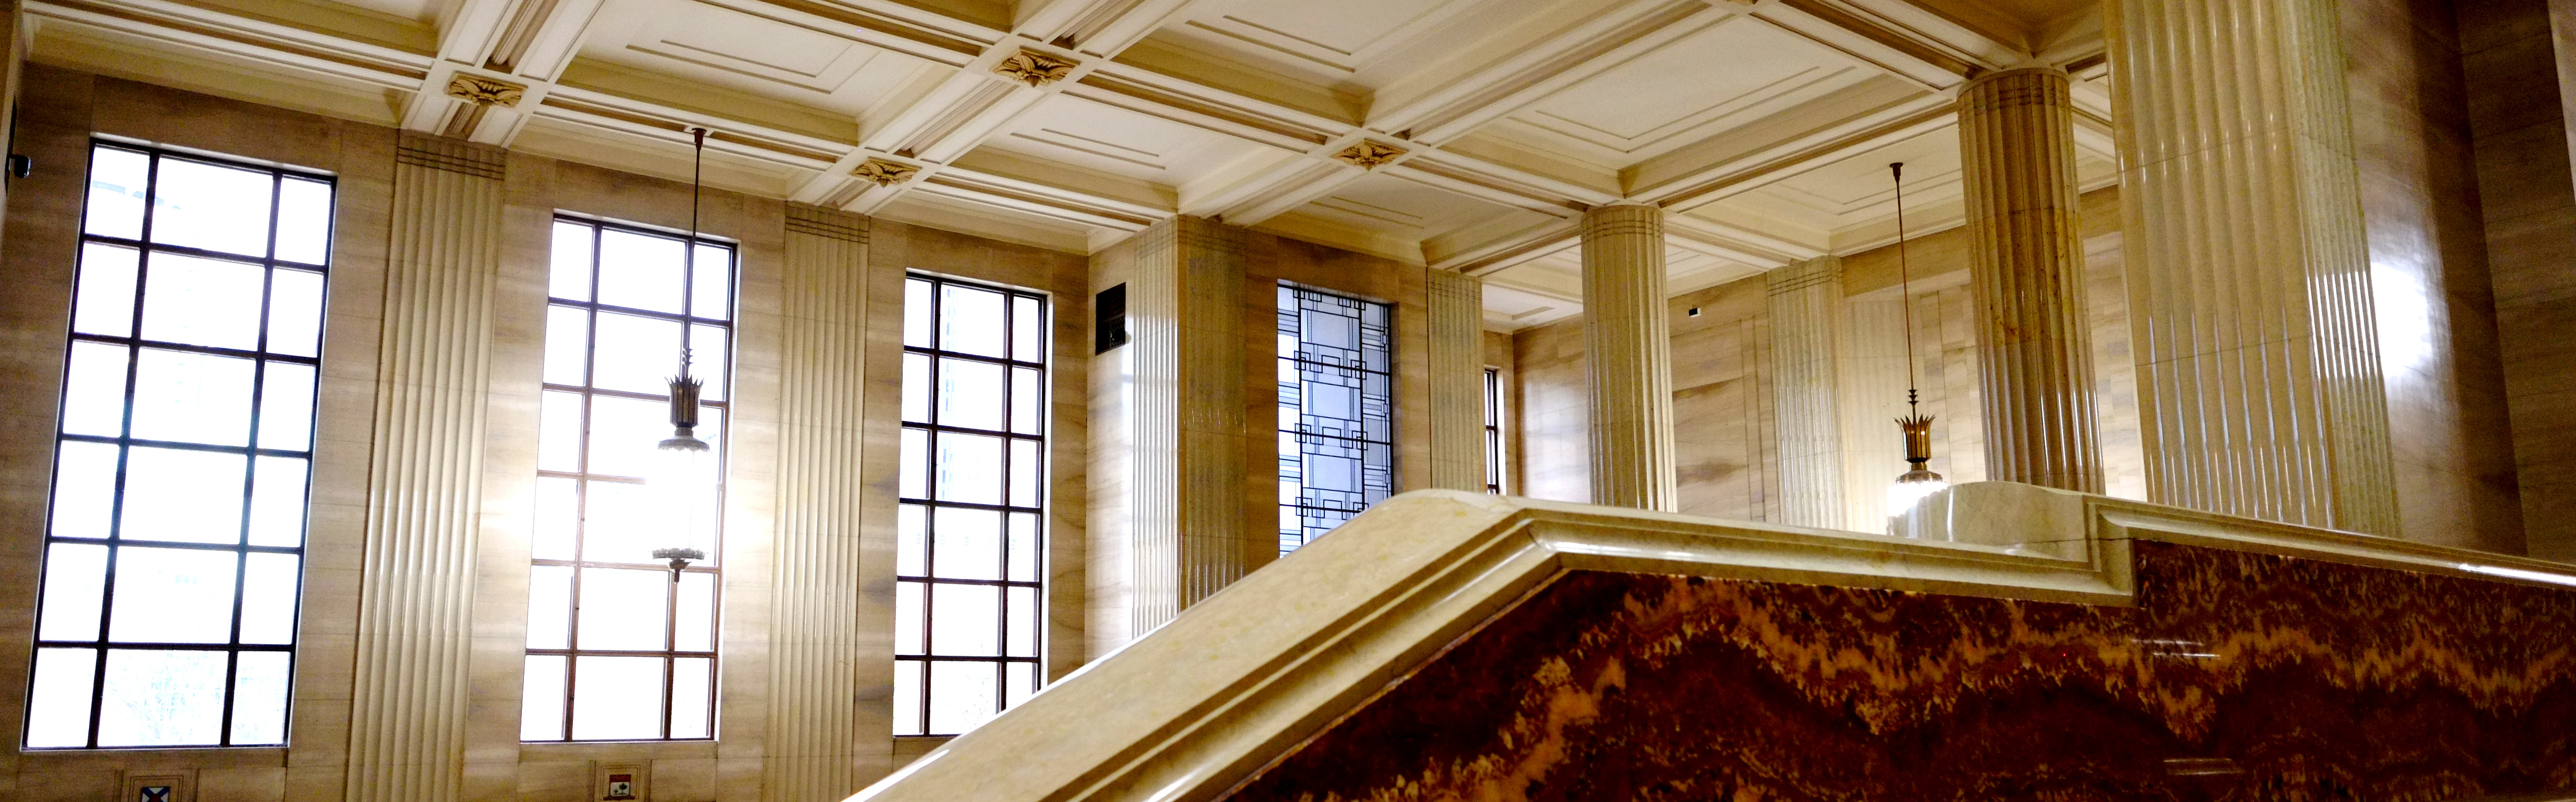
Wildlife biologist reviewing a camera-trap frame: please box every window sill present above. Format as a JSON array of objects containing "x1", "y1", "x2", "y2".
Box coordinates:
[{"x1": 517, "y1": 739, "x2": 721, "y2": 761}]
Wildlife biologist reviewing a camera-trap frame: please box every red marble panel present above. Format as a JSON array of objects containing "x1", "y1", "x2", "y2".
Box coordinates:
[{"x1": 1225, "y1": 543, "x2": 2576, "y2": 801}]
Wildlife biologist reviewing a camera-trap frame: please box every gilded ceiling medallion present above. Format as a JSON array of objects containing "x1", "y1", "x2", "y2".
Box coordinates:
[
  {"x1": 1333, "y1": 141, "x2": 1405, "y2": 169},
  {"x1": 993, "y1": 49, "x2": 1078, "y2": 88},
  {"x1": 444, "y1": 74, "x2": 527, "y2": 107},
  {"x1": 853, "y1": 159, "x2": 921, "y2": 187}
]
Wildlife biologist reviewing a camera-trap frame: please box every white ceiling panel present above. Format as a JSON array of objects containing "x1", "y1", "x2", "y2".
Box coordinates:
[
  {"x1": 981, "y1": 94, "x2": 1281, "y2": 190},
  {"x1": 577, "y1": 0, "x2": 938, "y2": 117},
  {"x1": 1491, "y1": 16, "x2": 1877, "y2": 168}
]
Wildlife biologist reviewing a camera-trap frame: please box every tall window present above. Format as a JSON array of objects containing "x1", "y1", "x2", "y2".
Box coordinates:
[
  {"x1": 1484, "y1": 367, "x2": 1503, "y2": 494},
  {"x1": 896, "y1": 274, "x2": 1048, "y2": 737},
  {"x1": 1276, "y1": 284, "x2": 1393, "y2": 555},
  {"x1": 27, "y1": 142, "x2": 333, "y2": 748},
  {"x1": 522, "y1": 217, "x2": 733, "y2": 742}
]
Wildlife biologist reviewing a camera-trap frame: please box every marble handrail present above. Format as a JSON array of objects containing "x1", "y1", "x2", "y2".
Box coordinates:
[{"x1": 848, "y1": 484, "x2": 2576, "y2": 802}]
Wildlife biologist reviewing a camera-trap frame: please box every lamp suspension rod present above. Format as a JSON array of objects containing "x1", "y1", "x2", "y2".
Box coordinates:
[{"x1": 1891, "y1": 162, "x2": 1918, "y2": 413}]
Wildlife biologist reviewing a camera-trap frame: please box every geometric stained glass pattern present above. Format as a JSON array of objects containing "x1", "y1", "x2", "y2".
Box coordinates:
[
  {"x1": 27, "y1": 141, "x2": 334, "y2": 748},
  {"x1": 894, "y1": 273, "x2": 1049, "y2": 737},
  {"x1": 1276, "y1": 284, "x2": 1394, "y2": 555},
  {"x1": 520, "y1": 216, "x2": 734, "y2": 743}
]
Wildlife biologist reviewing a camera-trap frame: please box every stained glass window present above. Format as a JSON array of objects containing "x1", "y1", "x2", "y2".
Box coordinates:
[
  {"x1": 521, "y1": 217, "x2": 732, "y2": 742},
  {"x1": 894, "y1": 274, "x2": 1049, "y2": 736},
  {"x1": 26, "y1": 142, "x2": 333, "y2": 748},
  {"x1": 1276, "y1": 284, "x2": 1394, "y2": 554}
]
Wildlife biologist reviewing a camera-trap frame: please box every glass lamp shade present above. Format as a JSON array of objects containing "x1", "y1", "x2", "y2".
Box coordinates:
[
  {"x1": 648, "y1": 428, "x2": 716, "y2": 552},
  {"x1": 1885, "y1": 468, "x2": 1949, "y2": 519}
]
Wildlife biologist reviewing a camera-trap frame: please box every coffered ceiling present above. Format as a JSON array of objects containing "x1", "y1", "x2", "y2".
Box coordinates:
[{"x1": 21, "y1": 0, "x2": 2113, "y2": 329}]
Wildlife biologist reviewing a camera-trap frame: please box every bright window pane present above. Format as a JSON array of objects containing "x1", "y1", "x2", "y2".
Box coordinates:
[
  {"x1": 933, "y1": 433, "x2": 1002, "y2": 504},
  {"x1": 1010, "y1": 438, "x2": 1040, "y2": 508},
  {"x1": 926, "y1": 661, "x2": 997, "y2": 735},
  {"x1": 527, "y1": 565, "x2": 573, "y2": 649},
  {"x1": 675, "y1": 572, "x2": 715, "y2": 652},
  {"x1": 929, "y1": 584, "x2": 998, "y2": 656},
  {"x1": 130, "y1": 348, "x2": 255, "y2": 446},
  {"x1": 257, "y1": 362, "x2": 318, "y2": 451},
  {"x1": 1007, "y1": 586, "x2": 1036, "y2": 658},
  {"x1": 267, "y1": 268, "x2": 326, "y2": 358},
  {"x1": 897, "y1": 504, "x2": 926, "y2": 576},
  {"x1": 577, "y1": 568, "x2": 670, "y2": 651},
  {"x1": 894, "y1": 582, "x2": 923, "y2": 654},
  {"x1": 1277, "y1": 285, "x2": 1395, "y2": 554},
  {"x1": 586, "y1": 394, "x2": 668, "y2": 479},
  {"x1": 539, "y1": 390, "x2": 582, "y2": 472},
  {"x1": 85, "y1": 147, "x2": 149, "y2": 239},
  {"x1": 1011, "y1": 367, "x2": 1041, "y2": 435},
  {"x1": 247, "y1": 456, "x2": 309, "y2": 547},
  {"x1": 74, "y1": 243, "x2": 140, "y2": 336},
  {"x1": 1005, "y1": 661, "x2": 1035, "y2": 709},
  {"x1": 1007, "y1": 513, "x2": 1038, "y2": 583},
  {"x1": 49, "y1": 441, "x2": 120, "y2": 540},
  {"x1": 61, "y1": 341, "x2": 130, "y2": 438},
  {"x1": 150, "y1": 157, "x2": 274, "y2": 257},
  {"x1": 549, "y1": 221, "x2": 592, "y2": 300},
  {"x1": 120, "y1": 447, "x2": 247, "y2": 544},
  {"x1": 899, "y1": 428, "x2": 927, "y2": 499},
  {"x1": 273, "y1": 177, "x2": 334, "y2": 265},
  {"x1": 38, "y1": 543, "x2": 110, "y2": 641},
  {"x1": 569, "y1": 656, "x2": 665, "y2": 740},
  {"x1": 691, "y1": 244, "x2": 730, "y2": 320},
  {"x1": 902, "y1": 354, "x2": 931, "y2": 423},
  {"x1": 891, "y1": 660, "x2": 923, "y2": 736},
  {"x1": 932, "y1": 508, "x2": 1001, "y2": 580},
  {"x1": 239, "y1": 553, "x2": 301, "y2": 644},
  {"x1": 533, "y1": 477, "x2": 578, "y2": 560},
  {"x1": 936, "y1": 358, "x2": 1004, "y2": 430},
  {"x1": 26, "y1": 649, "x2": 99, "y2": 747},
  {"x1": 938, "y1": 285, "x2": 1006, "y2": 357},
  {"x1": 596, "y1": 229, "x2": 685, "y2": 314},
  {"x1": 591, "y1": 311, "x2": 683, "y2": 395},
  {"x1": 690, "y1": 323, "x2": 730, "y2": 402},
  {"x1": 522, "y1": 656, "x2": 568, "y2": 740},
  {"x1": 140, "y1": 252, "x2": 265, "y2": 349},
  {"x1": 903, "y1": 279, "x2": 932, "y2": 348},
  {"x1": 228, "y1": 651, "x2": 293, "y2": 745},
  {"x1": 96, "y1": 649, "x2": 228, "y2": 746},
  {"x1": 670, "y1": 657, "x2": 713, "y2": 739},
  {"x1": 1011, "y1": 296, "x2": 1041, "y2": 360},
  {"x1": 108, "y1": 547, "x2": 239, "y2": 643}
]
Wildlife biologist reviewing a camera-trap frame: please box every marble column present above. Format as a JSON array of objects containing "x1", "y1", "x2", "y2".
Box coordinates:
[
  {"x1": 1427, "y1": 269, "x2": 1486, "y2": 492},
  {"x1": 1958, "y1": 67, "x2": 2104, "y2": 494},
  {"x1": 765, "y1": 205, "x2": 871, "y2": 801},
  {"x1": 1765, "y1": 256, "x2": 1846, "y2": 528},
  {"x1": 2108, "y1": 0, "x2": 2401, "y2": 534},
  {"x1": 1580, "y1": 203, "x2": 1678, "y2": 512},
  {"x1": 345, "y1": 134, "x2": 504, "y2": 802},
  {"x1": 1128, "y1": 216, "x2": 1256, "y2": 633}
]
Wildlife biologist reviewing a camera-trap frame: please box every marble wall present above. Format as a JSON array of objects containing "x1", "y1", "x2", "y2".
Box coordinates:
[
  {"x1": 1225, "y1": 540, "x2": 2576, "y2": 801},
  {"x1": 1512, "y1": 188, "x2": 2131, "y2": 527},
  {"x1": 2344, "y1": 0, "x2": 2529, "y2": 554},
  {"x1": 0, "y1": 67, "x2": 1092, "y2": 801},
  {"x1": 2461, "y1": 0, "x2": 2576, "y2": 559}
]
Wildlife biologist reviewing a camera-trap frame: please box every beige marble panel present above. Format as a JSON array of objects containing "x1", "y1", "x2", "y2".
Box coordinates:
[
  {"x1": 2343, "y1": 0, "x2": 2527, "y2": 554},
  {"x1": 2466, "y1": 0, "x2": 2576, "y2": 558},
  {"x1": 1511, "y1": 319, "x2": 1591, "y2": 504}
]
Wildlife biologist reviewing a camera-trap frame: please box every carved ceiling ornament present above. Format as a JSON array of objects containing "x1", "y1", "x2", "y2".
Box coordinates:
[
  {"x1": 993, "y1": 49, "x2": 1078, "y2": 88},
  {"x1": 445, "y1": 74, "x2": 527, "y2": 107},
  {"x1": 854, "y1": 158, "x2": 921, "y2": 187},
  {"x1": 1333, "y1": 141, "x2": 1405, "y2": 169}
]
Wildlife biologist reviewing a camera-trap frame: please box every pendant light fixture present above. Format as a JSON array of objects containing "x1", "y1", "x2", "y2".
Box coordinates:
[
  {"x1": 1884, "y1": 161, "x2": 1948, "y2": 530},
  {"x1": 650, "y1": 126, "x2": 713, "y2": 581}
]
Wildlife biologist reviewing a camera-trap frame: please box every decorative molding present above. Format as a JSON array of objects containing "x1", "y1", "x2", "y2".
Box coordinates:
[
  {"x1": 395, "y1": 132, "x2": 506, "y2": 179},
  {"x1": 1426, "y1": 270, "x2": 1486, "y2": 492},
  {"x1": 444, "y1": 73, "x2": 526, "y2": 107},
  {"x1": 993, "y1": 49, "x2": 1079, "y2": 87},
  {"x1": 852, "y1": 158, "x2": 921, "y2": 186},
  {"x1": 1332, "y1": 141, "x2": 1405, "y2": 169}
]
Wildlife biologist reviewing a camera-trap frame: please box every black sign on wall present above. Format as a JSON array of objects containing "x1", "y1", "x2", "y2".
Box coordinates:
[{"x1": 1095, "y1": 283, "x2": 1129, "y2": 354}]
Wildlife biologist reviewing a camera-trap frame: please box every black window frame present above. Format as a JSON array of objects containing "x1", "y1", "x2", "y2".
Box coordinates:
[
  {"x1": 521, "y1": 214, "x2": 734, "y2": 743},
  {"x1": 1484, "y1": 367, "x2": 1503, "y2": 495},
  {"x1": 26, "y1": 139, "x2": 335, "y2": 750},
  {"x1": 895, "y1": 272, "x2": 1049, "y2": 737}
]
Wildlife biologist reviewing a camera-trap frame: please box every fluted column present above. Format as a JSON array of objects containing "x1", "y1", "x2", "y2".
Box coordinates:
[
  {"x1": 1427, "y1": 269, "x2": 1486, "y2": 491},
  {"x1": 764, "y1": 205, "x2": 870, "y2": 801},
  {"x1": 1958, "y1": 67, "x2": 2104, "y2": 493},
  {"x1": 345, "y1": 134, "x2": 504, "y2": 802},
  {"x1": 1580, "y1": 203, "x2": 1677, "y2": 511},
  {"x1": 1129, "y1": 216, "x2": 1253, "y2": 633},
  {"x1": 2109, "y1": 0, "x2": 2400, "y2": 534},
  {"x1": 1765, "y1": 256, "x2": 1846, "y2": 527}
]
